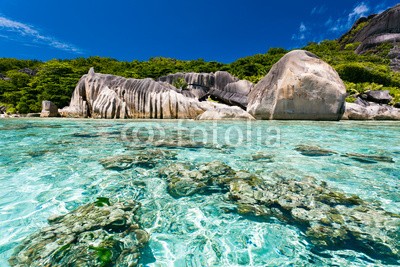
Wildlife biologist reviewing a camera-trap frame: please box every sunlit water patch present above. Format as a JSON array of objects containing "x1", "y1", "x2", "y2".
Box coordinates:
[{"x1": 0, "y1": 118, "x2": 399, "y2": 266}]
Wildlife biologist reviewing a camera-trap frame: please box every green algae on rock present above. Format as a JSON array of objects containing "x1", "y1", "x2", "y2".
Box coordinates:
[{"x1": 9, "y1": 199, "x2": 149, "y2": 267}]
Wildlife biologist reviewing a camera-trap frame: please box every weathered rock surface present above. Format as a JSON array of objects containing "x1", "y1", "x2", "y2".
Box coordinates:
[
  {"x1": 158, "y1": 71, "x2": 253, "y2": 109},
  {"x1": 359, "y1": 90, "x2": 393, "y2": 104},
  {"x1": 60, "y1": 68, "x2": 248, "y2": 119},
  {"x1": 209, "y1": 79, "x2": 254, "y2": 109},
  {"x1": 341, "y1": 5, "x2": 400, "y2": 54},
  {"x1": 343, "y1": 102, "x2": 400, "y2": 120},
  {"x1": 18, "y1": 68, "x2": 37, "y2": 76},
  {"x1": 60, "y1": 69, "x2": 206, "y2": 119},
  {"x1": 160, "y1": 161, "x2": 400, "y2": 263},
  {"x1": 196, "y1": 105, "x2": 255, "y2": 120},
  {"x1": 40, "y1": 101, "x2": 59, "y2": 117},
  {"x1": 158, "y1": 72, "x2": 214, "y2": 99},
  {"x1": 389, "y1": 45, "x2": 400, "y2": 72},
  {"x1": 0, "y1": 73, "x2": 10, "y2": 81},
  {"x1": 247, "y1": 50, "x2": 347, "y2": 120},
  {"x1": 0, "y1": 106, "x2": 6, "y2": 114},
  {"x1": 9, "y1": 199, "x2": 149, "y2": 267}
]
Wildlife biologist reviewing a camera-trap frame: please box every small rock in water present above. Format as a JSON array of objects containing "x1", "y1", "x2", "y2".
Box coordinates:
[
  {"x1": 343, "y1": 153, "x2": 395, "y2": 164},
  {"x1": 9, "y1": 199, "x2": 149, "y2": 267},
  {"x1": 159, "y1": 161, "x2": 239, "y2": 198},
  {"x1": 295, "y1": 145, "x2": 337, "y2": 157},
  {"x1": 100, "y1": 149, "x2": 177, "y2": 171},
  {"x1": 251, "y1": 152, "x2": 274, "y2": 162}
]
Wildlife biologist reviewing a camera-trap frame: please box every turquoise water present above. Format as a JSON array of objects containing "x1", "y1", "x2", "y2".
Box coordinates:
[{"x1": 0, "y1": 118, "x2": 399, "y2": 266}]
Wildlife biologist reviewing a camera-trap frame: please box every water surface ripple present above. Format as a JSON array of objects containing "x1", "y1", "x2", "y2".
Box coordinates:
[{"x1": 0, "y1": 119, "x2": 399, "y2": 266}]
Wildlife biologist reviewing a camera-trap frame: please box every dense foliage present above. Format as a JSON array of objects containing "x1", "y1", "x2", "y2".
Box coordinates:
[{"x1": 0, "y1": 40, "x2": 399, "y2": 113}]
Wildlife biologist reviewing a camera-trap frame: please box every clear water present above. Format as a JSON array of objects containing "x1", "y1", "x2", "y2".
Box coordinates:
[{"x1": 0, "y1": 118, "x2": 399, "y2": 266}]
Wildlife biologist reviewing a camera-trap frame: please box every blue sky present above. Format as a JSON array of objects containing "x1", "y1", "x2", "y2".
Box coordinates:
[{"x1": 0, "y1": 0, "x2": 398, "y2": 63}]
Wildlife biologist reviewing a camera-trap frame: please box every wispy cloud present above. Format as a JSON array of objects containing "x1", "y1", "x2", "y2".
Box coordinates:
[
  {"x1": 328, "y1": 2, "x2": 370, "y2": 33},
  {"x1": 348, "y1": 3, "x2": 369, "y2": 21},
  {"x1": 0, "y1": 15, "x2": 81, "y2": 54},
  {"x1": 292, "y1": 22, "x2": 308, "y2": 41},
  {"x1": 311, "y1": 6, "x2": 327, "y2": 15}
]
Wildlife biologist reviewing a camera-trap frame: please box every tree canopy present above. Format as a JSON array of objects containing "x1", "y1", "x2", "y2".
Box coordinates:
[{"x1": 0, "y1": 40, "x2": 399, "y2": 113}]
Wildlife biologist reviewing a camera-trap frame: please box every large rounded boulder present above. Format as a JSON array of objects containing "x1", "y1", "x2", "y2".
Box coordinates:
[{"x1": 247, "y1": 50, "x2": 347, "y2": 120}]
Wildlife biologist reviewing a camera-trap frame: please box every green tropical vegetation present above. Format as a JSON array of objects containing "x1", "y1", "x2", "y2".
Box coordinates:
[{"x1": 1, "y1": 39, "x2": 399, "y2": 114}]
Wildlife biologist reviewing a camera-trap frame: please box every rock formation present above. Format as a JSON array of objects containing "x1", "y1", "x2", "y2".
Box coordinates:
[
  {"x1": 60, "y1": 68, "x2": 254, "y2": 120},
  {"x1": 9, "y1": 199, "x2": 149, "y2": 267},
  {"x1": 158, "y1": 71, "x2": 253, "y2": 109},
  {"x1": 341, "y1": 4, "x2": 400, "y2": 54},
  {"x1": 61, "y1": 69, "x2": 208, "y2": 119},
  {"x1": 247, "y1": 50, "x2": 347, "y2": 120},
  {"x1": 209, "y1": 79, "x2": 254, "y2": 109},
  {"x1": 343, "y1": 102, "x2": 400, "y2": 120},
  {"x1": 359, "y1": 90, "x2": 393, "y2": 104},
  {"x1": 0, "y1": 106, "x2": 6, "y2": 114},
  {"x1": 157, "y1": 72, "x2": 214, "y2": 99},
  {"x1": 40, "y1": 101, "x2": 59, "y2": 117}
]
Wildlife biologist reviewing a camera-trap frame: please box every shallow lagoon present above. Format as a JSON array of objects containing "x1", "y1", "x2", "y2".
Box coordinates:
[{"x1": 0, "y1": 118, "x2": 399, "y2": 266}]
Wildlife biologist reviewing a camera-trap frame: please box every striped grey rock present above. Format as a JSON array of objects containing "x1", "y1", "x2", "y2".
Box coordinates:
[
  {"x1": 342, "y1": 102, "x2": 400, "y2": 120},
  {"x1": 60, "y1": 69, "x2": 213, "y2": 119},
  {"x1": 209, "y1": 80, "x2": 254, "y2": 109},
  {"x1": 158, "y1": 72, "x2": 214, "y2": 99},
  {"x1": 159, "y1": 71, "x2": 252, "y2": 108},
  {"x1": 40, "y1": 101, "x2": 59, "y2": 117},
  {"x1": 247, "y1": 50, "x2": 347, "y2": 120}
]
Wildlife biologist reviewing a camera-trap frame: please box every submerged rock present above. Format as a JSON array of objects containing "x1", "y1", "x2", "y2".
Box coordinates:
[
  {"x1": 9, "y1": 199, "x2": 149, "y2": 267},
  {"x1": 343, "y1": 153, "x2": 395, "y2": 164},
  {"x1": 247, "y1": 50, "x2": 347, "y2": 120},
  {"x1": 100, "y1": 150, "x2": 177, "y2": 171},
  {"x1": 159, "y1": 161, "x2": 240, "y2": 198},
  {"x1": 233, "y1": 179, "x2": 400, "y2": 263},
  {"x1": 160, "y1": 161, "x2": 400, "y2": 262},
  {"x1": 295, "y1": 145, "x2": 337, "y2": 157},
  {"x1": 251, "y1": 152, "x2": 274, "y2": 162}
]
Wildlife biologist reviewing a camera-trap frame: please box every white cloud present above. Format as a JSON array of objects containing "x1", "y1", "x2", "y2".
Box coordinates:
[
  {"x1": 300, "y1": 22, "x2": 307, "y2": 33},
  {"x1": 0, "y1": 15, "x2": 81, "y2": 54},
  {"x1": 327, "y1": 2, "x2": 371, "y2": 33},
  {"x1": 292, "y1": 22, "x2": 308, "y2": 41},
  {"x1": 348, "y1": 3, "x2": 370, "y2": 21},
  {"x1": 311, "y1": 6, "x2": 327, "y2": 15}
]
